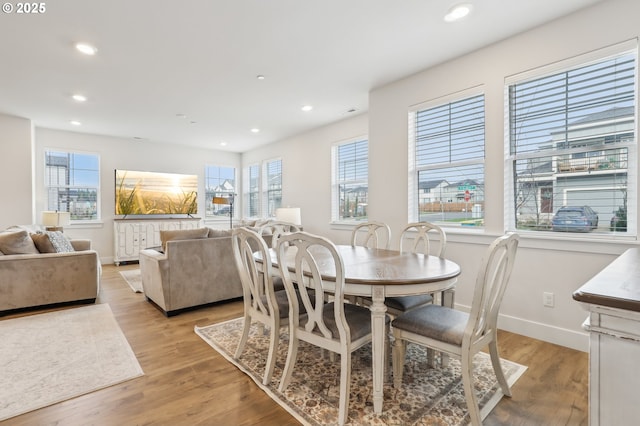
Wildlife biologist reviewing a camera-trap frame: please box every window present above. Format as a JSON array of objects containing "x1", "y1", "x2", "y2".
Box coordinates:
[
  {"x1": 332, "y1": 137, "x2": 368, "y2": 222},
  {"x1": 263, "y1": 159, "x2": 282, "y2": 217},
  {"x1": 244, "y1": 164, "x2": 260, "y2": 218},
  {"x1": 205, "y1": 165, "x2": 235, "y2": 218},
  {"x1": 507, "y1": 46, "x2": 636, "y2": 236},
  {"x1": 409, "y1": 90, "x2": 485, "y2": 227},
  {"x1": 45, "y1": 150, "x2": 100, "y2": 221}
]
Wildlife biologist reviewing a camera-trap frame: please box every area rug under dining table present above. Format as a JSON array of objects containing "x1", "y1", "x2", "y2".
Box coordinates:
[{"x1": 196, "y1": 317, "x2": 527, "y2": 425}]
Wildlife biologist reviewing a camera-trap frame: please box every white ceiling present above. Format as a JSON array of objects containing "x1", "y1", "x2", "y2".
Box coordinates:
[{"x1": 0, "y1": 0, "x2": 603, "y2": 153}]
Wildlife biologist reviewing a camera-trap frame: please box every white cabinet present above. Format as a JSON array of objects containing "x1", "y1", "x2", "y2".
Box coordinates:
[
  {"x1": 114, "y1": 218, "x2": 201, "y2": 265},
  {"x1": 573, "y1": 248, "x2": 640, "y2": 426}
]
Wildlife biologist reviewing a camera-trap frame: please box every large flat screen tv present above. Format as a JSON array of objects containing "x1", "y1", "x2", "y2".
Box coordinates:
[{"x1": 115, "y1": 169, "x2": 198, "y2": 216}]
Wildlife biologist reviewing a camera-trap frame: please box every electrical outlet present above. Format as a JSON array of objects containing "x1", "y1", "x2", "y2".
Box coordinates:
[{"x1": 543, "y1": 292, "x2": 555, "y2": 307}]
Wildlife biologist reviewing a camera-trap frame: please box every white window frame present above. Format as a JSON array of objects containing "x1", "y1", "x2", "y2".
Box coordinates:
[
  {"x1": 205, "y1": 164, "x2": 236, "y2": 220},
  {"x1": 408, "y1": 86, "x2": 486, "y2": 228},
  {"x1": 504, "y1": 40, "x2": 637, "y2": 240},
  {"x1": 44, "y1": 148, "x2": 101, "y2": 223},
  {"x1": 331, "y1": 136, "x2": 369, "y2": 223},
  {"x1": 263, "y1": 158, "x2": 282, "y2": 218},
  {"x1": 243, "y1": 163, "x2": 261, "y2": 219}
]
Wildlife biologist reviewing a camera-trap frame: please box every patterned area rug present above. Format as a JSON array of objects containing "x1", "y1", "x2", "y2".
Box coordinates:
[
  {"x1": 0, "y1": 304, "x2": 144, "y2": 421},
  {"x1": 195, "y1": 318, "x2": 527, "y2": 426},
  {"x1": 120, "y1": 269, "x2": 143, "y2": 293}
]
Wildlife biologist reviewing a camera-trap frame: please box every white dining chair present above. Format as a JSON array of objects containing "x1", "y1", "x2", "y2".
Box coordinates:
[
  {"x1": 383, "y1": 222, "x2": 448, "y2": 317},
  {"x1": 350, "y1": 221, "x2": 391, "y2": 249},
  {"x1": 276, "y1": 231, "x2": 385, "y2": 426},
  {"x1": 391, "y1": 232, "x2": 519, "y2": 426},
  {"x1": 231, "y1": 227, "x2": 300, "y2": 386},
  {"x1": 257, "y1": 220, "x2": 302, "y2": 249}
]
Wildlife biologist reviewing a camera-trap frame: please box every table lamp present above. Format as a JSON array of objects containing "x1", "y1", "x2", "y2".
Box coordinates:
[
  {"x1": 275, "y1": 207, "x2": 301, "y2": 225},
  {"x1": 42, "y1": 211, "x2": 71, "y2": 232}
]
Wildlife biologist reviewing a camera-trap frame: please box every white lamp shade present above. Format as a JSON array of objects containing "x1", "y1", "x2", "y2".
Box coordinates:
[
  {"x1": 275, "y1": 207, "x2": 301, "y2": 225},
  {"x1": 42, "y1": 211, "x2": 71, "y2": 227}
]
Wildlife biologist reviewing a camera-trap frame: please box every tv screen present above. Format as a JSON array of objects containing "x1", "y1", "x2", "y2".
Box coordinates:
[{"x1": 115, "y1": 170, "x2": 198, "y2": 216}]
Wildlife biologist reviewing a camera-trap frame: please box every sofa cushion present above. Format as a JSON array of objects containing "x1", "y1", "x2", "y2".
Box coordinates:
[
  {"x1": 207, "y1": 228, "x2": 233, "y2": 238},
  {"x1": 31, "y1": 232, "x2": 56, "y2": 253},
  {"x1": 160, "y1": 227, "x2": 210, "y2": 251},
  {"x1": 0, "y1": 229, "x2": 40, "y2": 255}
]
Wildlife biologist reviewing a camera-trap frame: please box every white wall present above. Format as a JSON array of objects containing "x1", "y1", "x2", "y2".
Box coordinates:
[
  {"x1": 0, "y1": 114, "x2": 35, "y2": 228},
  {"x1": 35, "y1": 128, "x2": 241, "y2": 263},
  {"x1": 240, "y1": 0, "x2": 640, "y2": 351}
]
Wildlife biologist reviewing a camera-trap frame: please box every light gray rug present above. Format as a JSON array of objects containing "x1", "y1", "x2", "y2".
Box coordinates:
[
  {"x1": 0, "y1": 304, "x2": 144, "y2": 421},
  {"x1": 120, "y1": 269, "x2": 143, "y2": 293},
  {"x1": 196, "y1": 317, "x2": 527, "y2": 426}
]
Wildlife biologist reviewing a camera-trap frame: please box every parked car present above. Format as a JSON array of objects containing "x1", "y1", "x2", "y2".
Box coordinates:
[
  {"x1": 610, "y1": 206, "x2": 627, "y2": 232},
  {"x1": 214, "y1": 206, "x2": 231, "y2": 216},
  {"x1": 551, "y1": 206, "x2": 599, "y2": 232}
]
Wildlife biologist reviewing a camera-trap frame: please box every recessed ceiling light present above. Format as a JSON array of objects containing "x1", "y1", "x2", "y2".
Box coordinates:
[
  {"x1": 70, "y1": 120, "x2": 82, "y2": 126},
  {"x1": 220, "y1": 141, "x2": 228, "y2": 146},
  {"x1": 75, "y1": 43, "x2": 97, "y2": 55},
  {"x1": 176, "y1": 113, "x2": 187, "y2": 118},
  {"x1": 72, "y1": 94, "x2": 87, "y2": 102},
  {"x1": 444, "y1": 3, "x2": 473, "y2": 22},
  {"x1": 256, "y1": 75, "x2": 265, "y2": 80},
  {"x1": 301, "y1": 105, "x2": 313, "y2": 112},
  {"x1": 251, "y1": 128, "x2": 260, "y2": 133}
]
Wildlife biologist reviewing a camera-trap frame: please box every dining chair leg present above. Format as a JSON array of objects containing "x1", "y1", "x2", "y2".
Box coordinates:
[
  {"x1": 234, "y1": 315, "x2": 252, "y2": 359},
  {"x1": 489, "y1": 340, "x2": 512, "y2": 397},
  {"x1": 338, "y1": 350, "x2": 351, "y2": 426},
  {"x1": 278, "y1": 334, "x2": 300, "y2": 393},
  {"x1": 263, "y1": 321, "x2": 280, "y2": 385},
  {"x1": 461, "y1": 352, "x2": 482, "y2": 426},
  {"x1": 392, "y1": 338, "x2": 407, "y2": 389}
]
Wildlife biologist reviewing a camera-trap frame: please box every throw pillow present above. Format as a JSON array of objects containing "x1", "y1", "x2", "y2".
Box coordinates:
[
  {"x1": 31, "y1": 231, "x2": 75, "y2": 253},
  {"x1": 31, "y1": 232, "x2": 57, "y2": 253},
  {"x1": 47, "y1": 231, "x2": 75, "y2": 253},
  {"x1": 0, "y1": 229, "x2": 40, "y2": 255},
  {"x1": 160, "y1": 227, "x2": 210, "y2": 252}
]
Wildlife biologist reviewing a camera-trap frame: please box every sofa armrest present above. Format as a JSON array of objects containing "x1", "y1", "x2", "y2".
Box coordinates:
[{"x1": 71, "y1": 239, "x2": 92, "y2": 251}]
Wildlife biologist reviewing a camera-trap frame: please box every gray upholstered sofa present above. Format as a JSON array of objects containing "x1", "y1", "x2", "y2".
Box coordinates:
[
  {"x1": 0, "y1": 226, "x2": 100, "y2": 314},
  {"x1": 139, "y1": 227, "x2": 244, "y2": 316}
]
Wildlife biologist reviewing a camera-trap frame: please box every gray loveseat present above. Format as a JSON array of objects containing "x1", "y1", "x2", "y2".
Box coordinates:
[
  {"x1": 0, "y1": 226, "x2": 100, "y2": 314},
  {"x1": 139, "y1": 227, "x2": 244, "y2": 316}
]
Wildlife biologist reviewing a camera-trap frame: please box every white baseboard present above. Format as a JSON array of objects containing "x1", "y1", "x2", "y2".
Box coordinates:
[
  {"x1": 454, "y1": 303, "x2": 589, "y2": 353},
  {"x1": 497, "y1": 312, "x2": 589, "y2": 353}
]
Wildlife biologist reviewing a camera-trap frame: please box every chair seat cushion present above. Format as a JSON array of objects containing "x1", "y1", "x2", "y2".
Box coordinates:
[
  {"x1": 320, "y1": 303, "x2": 388, "y2": 341},
  {"x1": 260, "y1": 289, "x2": 307, "y2": 319},
  {"x1": 385, "y1": 294, "x2": 433, "y2": 312},
  {"x1": 392, "y1": 304, "x2": 468, "y2": 346}
]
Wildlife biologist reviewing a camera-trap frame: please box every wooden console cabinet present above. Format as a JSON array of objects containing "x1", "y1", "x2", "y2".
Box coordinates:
[
  {"x1": 113, "y1": 217, "x2": 201, "y2": 265},
  {"x1": 573, "y1": 248, "x2": 640, "y2": 426}
]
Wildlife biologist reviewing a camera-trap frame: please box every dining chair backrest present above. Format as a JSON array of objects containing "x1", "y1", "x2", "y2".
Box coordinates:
[
  {"x1": 399, "y1": 222, "x2": 447, "y2": 257},
  {"x1": 258, "y1": 220, "x2": 302, "y2": 248},
  {"x1": 231, "y1": 227, "x2": 280, "y2": 321},
  {"x1": 350, "y1": 221, "x2": 391, "y2": 249},
  {"x1": 465, "y1": 232, "x2": 519, "y2": 348},
  {"x1": 276, "y1": 231, "x2": 349, "y2": 341}
]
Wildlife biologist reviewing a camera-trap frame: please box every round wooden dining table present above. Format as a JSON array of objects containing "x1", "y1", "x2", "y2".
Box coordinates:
[{"x1": 264, "y1": 244, "x2": 461, "y2": 415}]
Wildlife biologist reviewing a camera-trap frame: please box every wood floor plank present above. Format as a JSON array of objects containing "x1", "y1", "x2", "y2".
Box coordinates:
[{"x1": 2, "y1": 264, "x2": 588, "y2": 425}]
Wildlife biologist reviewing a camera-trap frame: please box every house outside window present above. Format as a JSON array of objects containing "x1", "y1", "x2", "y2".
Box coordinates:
[
  {"x1": 45, "y1": 150, "x2": 100, "y2": 221},
  {"x1": 263, "y1": 158, "x2": 282, "y2": 217},
  {"x1": 332, "y1": 137, "x2": 368, "y2": 222},
  {"x1": 408, "y1": 90, "x2": 485, "y2": 227},
  {"x1": 506, "y1": 45, "x2": 636, "y2": 236},
  {"x1": 205, "y1": 165, "x2": 235, "y2": 218}
]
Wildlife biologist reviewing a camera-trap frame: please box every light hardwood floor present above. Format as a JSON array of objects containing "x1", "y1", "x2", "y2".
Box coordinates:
[{"x1": 3, "y1": 264, "x2": 588, "y2": 425}]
